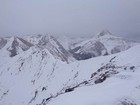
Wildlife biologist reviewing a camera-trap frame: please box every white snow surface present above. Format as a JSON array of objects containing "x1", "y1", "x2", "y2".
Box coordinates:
[{"x1": 0, "y1": 32, "x2": 140, "y2": 105}]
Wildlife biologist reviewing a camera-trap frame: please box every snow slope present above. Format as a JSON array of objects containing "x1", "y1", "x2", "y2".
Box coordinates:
[
  {"x1": 0, "y1": 41, "x2": 140, "y2": 105},
  {"x1": 0, "y1": 32, "x2": 140, "y2": 105},
  {"x1": 48, "y1": 45, "x2": 140, "y2": 105}
]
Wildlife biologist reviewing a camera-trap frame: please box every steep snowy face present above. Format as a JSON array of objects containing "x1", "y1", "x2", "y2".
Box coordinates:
[
  {"x1": 22, "y1": 34, "x2": 44, "y2": 45},
  {"x1": 0, "y1": 38, "x2": 7, "y2": 49},
  {"x1": 23, "y1": 34, "x2": 75, "y2": 62},
  {"x1": 67, "y1": 30, "x2": 139, "y2": 60},
  {"x1": 56, "y1": 35, "x2": 90, "y2": 50},
  {"x1": 96, "y1": 30, "x2": 113, "y2": 38},
  {"x1": 0, "y1": 35, "x2": 74, "y2": 62},
  {"x1": 70, "y1": 40, "x2": 107, "y2": 60},
  {"x1": 0, "y1": 37, "x2": 33, "y2": 57},
  {"x1": 96, "y1": 30, "x2": 138, "y2": 54},
  {"x1": 37, "y1": 35, "x2": 74, "y2": 62},
  {"x1": 8, "y1": 37, "x2": 33, "y2": 57}
]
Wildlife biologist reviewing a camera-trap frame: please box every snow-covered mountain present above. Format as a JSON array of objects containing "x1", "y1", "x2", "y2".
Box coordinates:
[
  {"x1": 0, "y1": 31, "x2": 140, "y2": 105},
  {"x1": 0, "y1": 35, "x2": 74, "y2": 63},
  {"x1": 0, "y1": 31, "x2": 138, "y2": 61},
  {"x1": 65, "y1": 30, "x2": 138, "y2": 60}
]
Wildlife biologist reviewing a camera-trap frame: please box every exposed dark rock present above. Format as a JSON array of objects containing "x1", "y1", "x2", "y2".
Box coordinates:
[
  {"x1": 111, "y1": 46, "x2": 123, "y2": 54},
  {"x1": 97, "y1": 30, "x2": 112, "y2": 37},
  {"x1": 91, "y1": 72, "x2": 97, "y2": 78},
  {"x1": 95, "y1": 74, "x2": 107, "y2": 84},
  {"x1": 0, "y1": 38, "x2": 7, "y2": 49},
  {"x1": 109, "y1": 56, "x2": 116, "y2": 62},
  {"x1": 8, "y1": 37, "x2": 33, "y2": 57},
  {"x1": 42, "y1": 87, "x2": 47, "y2": 91},
  {"x1": 119, "y1": 98, "x2": 137, "y2": 105},
  {"x1": 65, "y1": 88, "x2": 74, "y2": 93},
  {"x1": 130, "y1": 66, "x2": 135, "y2": 70},
  {"x1": 70, "y1": 41, "x2": 108, "y2": 60},
  {"x1": 28, "y1": 90, "x2": 38, "y2": 104},
  {"x1": 45, "y1": 96, "x2": 52, "y2": 102}
]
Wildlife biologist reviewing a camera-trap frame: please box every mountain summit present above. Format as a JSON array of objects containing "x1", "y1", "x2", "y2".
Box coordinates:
[{"x1": 97, "y1": 30, "x2": 112, "y2": 37}]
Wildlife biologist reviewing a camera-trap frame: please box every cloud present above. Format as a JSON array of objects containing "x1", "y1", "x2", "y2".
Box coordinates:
[{"x1": 0, "y1": 0, "x2": 140, "y2": 41}]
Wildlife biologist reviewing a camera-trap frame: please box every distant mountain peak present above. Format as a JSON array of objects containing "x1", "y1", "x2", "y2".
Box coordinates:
[{"x1": 97, "y1": 30, "x2": 112, "y2": 37}]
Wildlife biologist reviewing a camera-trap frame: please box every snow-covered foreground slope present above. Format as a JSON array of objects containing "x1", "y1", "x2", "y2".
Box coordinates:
[
  {"x1": 49, "y1": 46, "x2": 140, "y2": 105},
  {"x1": 0, "y1": 41, "x2": 140, "y2": 105}
]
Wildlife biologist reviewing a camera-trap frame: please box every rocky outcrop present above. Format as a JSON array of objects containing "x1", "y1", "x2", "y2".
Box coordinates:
[
  {"x1": 70, "y1": 41, "x2": 108, "y2": 60},
  {"x1": 0, "y1": 38, "x2": 7, "y2": 49},
  {"x1": 7, "y1": 37, "x2": 33, "y2": 57}
]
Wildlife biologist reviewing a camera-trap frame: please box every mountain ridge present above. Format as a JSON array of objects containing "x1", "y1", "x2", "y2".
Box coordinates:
[
  {"x1": 0, "y1": 31, "x2": 140, "y2": 105},
  {"x1": 0, "y1": 31, "x2": 138, "y2": 61}
]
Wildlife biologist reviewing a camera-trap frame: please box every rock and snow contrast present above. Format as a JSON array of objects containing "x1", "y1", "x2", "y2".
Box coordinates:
[{"x1": 0, "y1": 31, "x2": 140, "y2": 105}]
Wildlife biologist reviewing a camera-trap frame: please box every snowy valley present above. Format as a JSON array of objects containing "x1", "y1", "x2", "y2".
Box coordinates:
[{"x1": 0, "y1": 31, "x2": 140, "y2": 105}]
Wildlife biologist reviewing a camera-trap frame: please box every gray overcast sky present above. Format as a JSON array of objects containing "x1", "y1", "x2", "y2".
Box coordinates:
[{"x1": 0, "y1": 0, "x2": 140, "y2": 41}]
